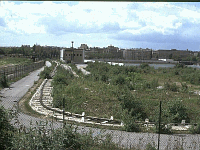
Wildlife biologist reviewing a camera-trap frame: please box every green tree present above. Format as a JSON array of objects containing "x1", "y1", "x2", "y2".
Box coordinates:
[{"x1": 0, "y1": 48, "x2": 5, "y2": 55}]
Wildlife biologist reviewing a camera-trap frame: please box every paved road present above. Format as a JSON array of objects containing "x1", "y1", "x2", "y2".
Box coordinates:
[{"x1": 0, "y1": 67, "x2": 200, "y2": 149}]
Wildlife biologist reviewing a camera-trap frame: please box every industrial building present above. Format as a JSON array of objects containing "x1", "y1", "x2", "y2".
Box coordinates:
[{"x1": 60, "y1": 48, "x2": 84, "y2": 64}]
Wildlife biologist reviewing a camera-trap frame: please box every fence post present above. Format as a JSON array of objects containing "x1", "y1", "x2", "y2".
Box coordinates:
[
  {"x1": 19, "y1": 65, "x2": 21, "y2": 77},
  {"x1": 22, "y1": 65, "x2": 24, "y2": 76},
  {"x1": 3, "y1": 67, "x2": 5, "y2": 80},
  {"x1": 158, "y1": 100, "x2": 162, "y2": 150},
  {"x1": 17, "y1": 65, "x2": 19, "y2": 78},
  {"x1": 31, "y1": 64, "x2": 32, "y2": 72},
  {"x1": 63, "y1": 95, "x2": 65, "y2": 128},
  {"x1": 0, "y1": 67, "x2": 1, "y2": 80},
  {"x1": 8, "y1": 66, "x2": 10, "y2": 81}
]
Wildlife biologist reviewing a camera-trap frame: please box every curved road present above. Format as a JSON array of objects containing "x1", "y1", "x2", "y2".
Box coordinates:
[{"x1": 0, "y1": 67, "x2": 200, "y2": 149}]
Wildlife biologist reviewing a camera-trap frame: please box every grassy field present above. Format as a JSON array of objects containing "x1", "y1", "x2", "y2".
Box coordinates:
[
  {"x1": 51, "y1": 62, "x2": 200, "y2": 132},
  {"x1": 0, "y1": 57, "x2": 33, "y2": 66}
]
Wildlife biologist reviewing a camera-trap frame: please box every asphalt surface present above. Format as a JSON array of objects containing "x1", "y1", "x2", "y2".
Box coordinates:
[{"x1": 0, "y1": 67, "x2": 200, "y2": 149}]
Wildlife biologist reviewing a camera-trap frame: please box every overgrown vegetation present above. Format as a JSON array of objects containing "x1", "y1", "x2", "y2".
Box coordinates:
[
  {"x1": 190, "y1": 122, "x2": 200, "y2": 134},
  {"x1": 0, "y1": 106, "x2": 14, "y2": 149},
  {"x1": 39, "y1": 61, "x2": 57, "y2": 79},
  {"x1": 0, "y1": 57, "x2": 33, "y2": 66},
  {"x1": 51, "y1": 62, "x2": 200, "y2": 133},
  {"x1": 1, "y1": 105, "x2": 159, "y2": 150},
  {"x1": 0, "y1": 73, "x2": 9, "y2": 88}
]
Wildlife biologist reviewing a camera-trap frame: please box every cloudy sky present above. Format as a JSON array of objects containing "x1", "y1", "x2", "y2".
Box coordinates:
[{"x1": 1, "y1": 1, "x2": 200, "y2": 51}]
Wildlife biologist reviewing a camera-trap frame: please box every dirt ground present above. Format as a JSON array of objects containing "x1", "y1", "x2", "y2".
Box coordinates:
[{"x1": 18, "y1": 78, "x2": 46, "y2": 118}]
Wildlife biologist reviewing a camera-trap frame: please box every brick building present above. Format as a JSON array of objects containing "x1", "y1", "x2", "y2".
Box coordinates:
[
  {"x1": 123, "y1": 48, "x2": 152, "y2": 60},
  {"x1": 158, "y1": 49, "x2": 193, "y2": 60}
]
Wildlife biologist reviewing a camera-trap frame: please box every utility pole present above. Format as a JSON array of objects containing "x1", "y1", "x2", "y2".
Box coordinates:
[{"x1": 158, "y1": 100, "x2": 162, "y2": 150}]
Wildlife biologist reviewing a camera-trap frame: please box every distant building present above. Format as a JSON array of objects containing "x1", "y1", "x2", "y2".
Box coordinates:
[
  {"x1": 123, "y1": 48, "x2": 152, "y2": 60},
  {"x1": 62, "y1": 48, "x2": 84, "y2": 64},
  {"x1": 22, "y1": 45, "x2": 30, "y2": 48},
  {"x1": 106, "y1": 45, "x2": 123, "y2": 59},
  {"x1": 158, "y1": 49, "x2": 193, "y2": 59},
  {"x1": 152, "y1": 50, "x2": 159, "y2": 59},
  {"x1": 79, "y1": 44, "x2": 88, "y2": 50}
]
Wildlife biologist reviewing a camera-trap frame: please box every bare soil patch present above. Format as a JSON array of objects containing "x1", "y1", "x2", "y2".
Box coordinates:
[{"x1": 18, "y1": 78, "x2": 46, "y2": 119}]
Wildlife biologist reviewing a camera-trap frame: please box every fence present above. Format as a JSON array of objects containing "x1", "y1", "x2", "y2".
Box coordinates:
[
  {"x1": 1, "y1": 95, "x2": 200, "y2": 149},
  {"x1": 0, "y1": 61, "x2": 44, "y2": 82}
]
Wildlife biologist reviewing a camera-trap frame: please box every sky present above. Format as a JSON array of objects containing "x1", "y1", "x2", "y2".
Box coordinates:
[{"x1": 1, "y1": 1, "x2": 200, "y2": 51}]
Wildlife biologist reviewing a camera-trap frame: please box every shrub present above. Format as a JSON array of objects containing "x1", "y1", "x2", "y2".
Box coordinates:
[
  {"x1": 0, "y1": 106, "x2": 14, "y2": 149},
  {"x1": 0, "y1": 73, "x2": 9, "y2": 88},
  {"x1": 174, "y1": 70, "x2": 179, "y2": 75},
  {"x1": 112, "y1": 74, "x2": 126, "y2": 85},
  {"x1": 175, "y1": 63, "x2": 185, "y2": 68},
  {"x1": 167, "y1": 100, "x2": 190, "y2": 123},
  {"x1": 118, "y1": 91, "x2": 146, "y2": 120},
  {"x1": 39, "y1": 67, "x2": 52, "y2": 79},
  {"x1": 164, "y1": 82, "x2": 179, "y2": 92},
  {"x1": 180, "y1": 82, "x2": 188, "y2": 93},
  {"x1": 145, "y1": 143, "x2": 157, "y2": 150},
  {"x1": 140, "y1": 63, "x2": 149, "y2": 69},
  {"x1": 11, "y1": 123, "x2": 95, "y2": 150},
  {"x1": 101, "y1": 74, "x2": 109, "y2": 83},
  {"x1": 150, "y1": 78, "x2": 159, "y2": 89},
  {"x1": 190, "y1": 122, "x2": 200, "y2": 134},
  {"x1": 141, "y1": 78, "x2": 159, "y2": 90},
  {"x1": 121, "y1": 110, "x2": 140, "y2": 132},
  {"x1": 11, "y1": 121, "x2": 123, "y2": 150},
  {"x1": 156, "y1": 124, "x2": 172, "y2": 134}
]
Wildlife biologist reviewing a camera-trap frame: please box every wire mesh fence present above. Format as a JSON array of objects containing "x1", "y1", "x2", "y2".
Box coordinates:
[
  {"x1": 0, "y1": 61, "x2": 44, "y2": 82},
  {"x1": 1, "y1": 94, "x2": 200, "y2": 150}
]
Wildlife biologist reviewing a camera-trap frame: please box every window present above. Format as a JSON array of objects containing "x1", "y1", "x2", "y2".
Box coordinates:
[
  {"x1": 69, "y1": 54, "x2": 71, "y2": 56},
  {"x1": 74, "y1": 54, "x2": 75, "y2": 56},
  {"x1": 77, "y1": 54, "x2": 79, "y2": 56},
  {"x1": 80, "y1": 54, "x2": 82, "y2": 56},
  {"x1": 66, "y1": 54, "x2": 67, "y2": 56}
]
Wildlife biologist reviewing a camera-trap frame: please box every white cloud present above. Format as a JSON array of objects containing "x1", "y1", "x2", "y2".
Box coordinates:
[
  {"x1": 180, "y1": 8, "x2": 200, "y2": 23},
  {"x1": 0, "y1": 1, "x2": 200, "y2": 50}
]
